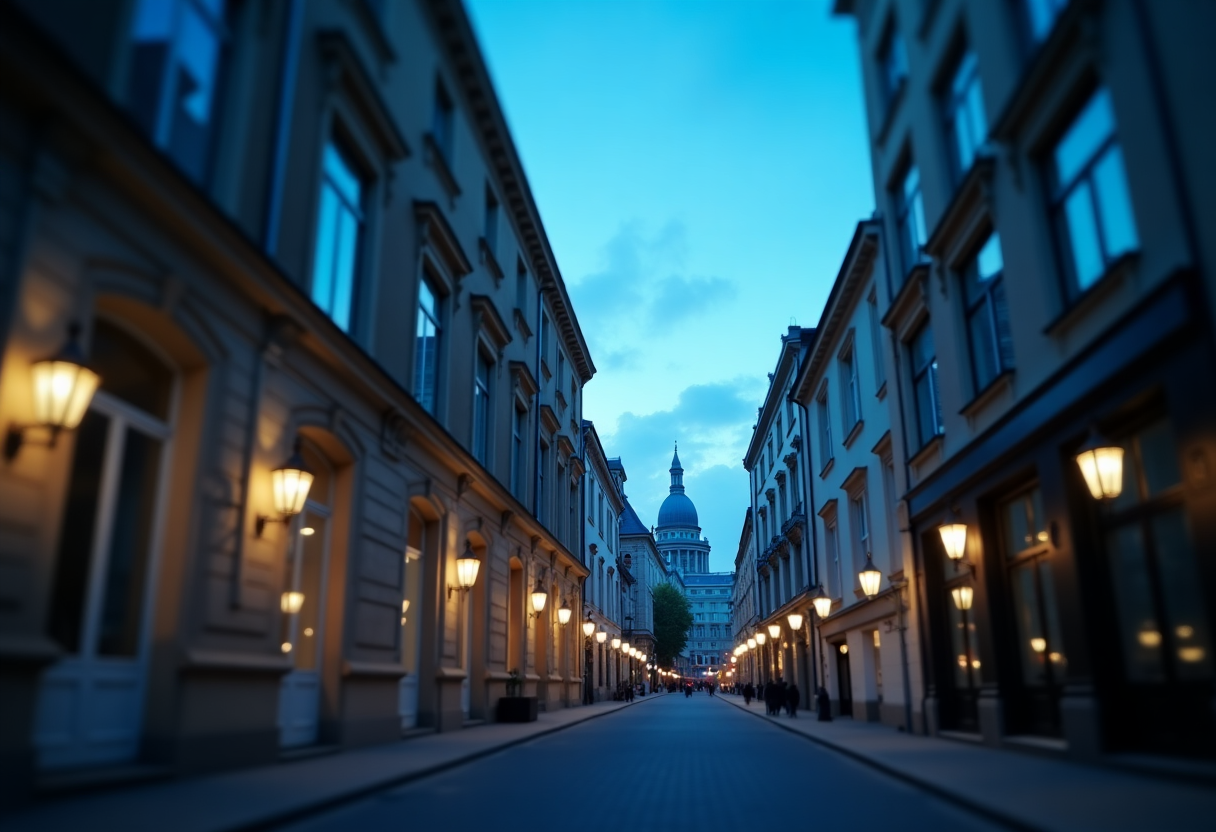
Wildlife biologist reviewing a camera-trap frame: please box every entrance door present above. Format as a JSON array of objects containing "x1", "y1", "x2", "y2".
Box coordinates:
[
  {"x1": 399, "y1": 537, "x2": 423, "y2": 730},
  {"x1": 835, "y1": 643, "x2": 853, "y2": 717},
  {"x1": 279, "y1": 498, "x2": 332, "y2": 748}
]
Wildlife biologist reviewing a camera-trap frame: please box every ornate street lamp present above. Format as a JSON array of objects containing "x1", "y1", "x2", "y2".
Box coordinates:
[
  {"x1": 859, "y1": 553, "x2": 882, "y2": 599},
  {"x1": 4, "y1": 323, "x2": 101, "y2": 461},
  {"x1": 938, "y1": 523, "x2": 968, "y2": 561},
  {"x1": 257, "y1": 439, "x2": 315, "y2": 536},
  {"x1": 767, "y1": 623, "x2": 781, "y2": 640},
  {"x1": 583, "y1": 615, "x2": 595, "y2": 638},
  {"x1": 755, "y1": 631, "x2": 767, "y2": 646},
  {"x1": 557, "y1": 598, "x2": 572, "y2": 625},
  {"x1": 531, "y1": 579, "x2": 548, "y2": 616},
  {"x1": 951, "y1": 585, "x2": 974, "y2": 611},
  {"x1": 1075, "y1": 432, "x2": 1124, "y2": 500},
  {"x1": 787, "y1": 612, "x2": 804, "y2": 631},
  {"x1": 747, "y1": 637, "x2": 756, "y2": 650},
  {"x1": 811, "y1": 585, "x2": 832, "y2": 619},
  {"x1": 448, "y1": 541, "x2": 481, "y2": 598},
  {"x1": 611, "y1": 636, "x2": 621, "y2": 650}
]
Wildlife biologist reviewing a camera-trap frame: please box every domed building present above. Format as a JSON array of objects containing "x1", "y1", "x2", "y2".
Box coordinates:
[
  {"x1": 655, "y1": 445, "x2": 711, "y2": 577},
  {"x1": 655, "y1": 444, "x2": 732, "y2": 680}
]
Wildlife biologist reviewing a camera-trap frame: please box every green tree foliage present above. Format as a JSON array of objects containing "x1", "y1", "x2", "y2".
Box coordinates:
[{"x1": 653, "y1": 583, "x2": 693, "y2": 667}]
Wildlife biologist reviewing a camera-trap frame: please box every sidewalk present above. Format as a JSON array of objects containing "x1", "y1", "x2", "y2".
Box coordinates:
[
  {"x1": 716, "y1": 692, "x2": 1216, "y2": 832},
  {"x1": 4, "y1": 695, "x2": 663, "y2": 832}
]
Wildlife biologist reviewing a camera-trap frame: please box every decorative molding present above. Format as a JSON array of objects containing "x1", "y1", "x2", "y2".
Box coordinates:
[
  {"x1": 414, "y1": 200, "x2": 472, "y2": 292},
  {"x1": 539, "y1": 404, "x2": 560, "y2": 436},
  {"x1": 479, "y1": 237, "x2": 504, "y2": 285},
  {"x1": 380, "y1": 408, "x2": 412, "y2": 460},
  {"x1": 500, "y1": 509, "x2": 515, "y2": 535},
  {"x1": 469, "y1": 294, "x2": 513, "y2": 352},
  {"x1": 508, "y1": 360, "x2": 539, "y2": 399},
  {"x1": 456, "y1": 472, "x2": 473, "y2": 501},
  {"x1": 317, "y1": 30, "x2": 410, "y2": 161}
]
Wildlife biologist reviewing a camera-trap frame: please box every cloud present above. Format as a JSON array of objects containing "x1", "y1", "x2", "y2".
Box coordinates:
[
  {"x1": 569, "y1": 220, "x2": 735, "y2": 343},
  {"x1": 595, "y1": 378, "x2": 763, "y2": 572}
]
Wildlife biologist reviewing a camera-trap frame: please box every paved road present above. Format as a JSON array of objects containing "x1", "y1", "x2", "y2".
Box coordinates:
[{"x1": 278, "y1": 693, "x2": 1008, "y2": 832}]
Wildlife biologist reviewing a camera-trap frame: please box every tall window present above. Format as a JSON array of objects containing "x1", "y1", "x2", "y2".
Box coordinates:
[
  {"x1": 825, "y1": 520, "x2": 842, "y2": 598},
  {"x1": 472, "y1": 349, "x2": 491, "y2": 465},
  {"x1": 776, "y1": 415, "x2": 783, "y2": 450},
  {"x1": 484, "y1": 185, "x2": 499, "y2": 254},
  {"x1": 432, "y1": 80, "x2": 454, "y2": 162},
  {"x1": 944, "y1": 50, "x2": 987, "y2": 179},
  {"x1": 841, "y1": 344, "x2": 862, "y2": 433},
  {"x1": 817, "y1": 387, "x2": 833, "y2": 467},
  {"x1": 851, "y1": 490, "x2": 870, "y2": 568},
  {"x1": 963, "y1": 232, "x2": 1014, "y2": 393},
  {"x1": 1104, "y1": 419, "x2": 1212, "y2": 682},
  {"x1": 310, "y1": 141, "x2": 364, "y2": 333},
  {"x1": 126, "y1": 0, "x2": 228, "y2": 182},
  {"x1": 1024, "y1": 0, "x2": 1068, "y2": 43},
  {"x1": 1050, "y1": 87, "x2": 1138, "y2": 297},
  {"x1": 868, "y1": 293, "x2": 886, "y2": 388},
  {"x1": 879, "y1": 25, "x2": 908, "y2": 108},
  {"x1": 910, "y1": 322, "x2": 943, "y2": 448},
  {"x1": 516, "y1": 264, "x2": 529, "y2": 310},
  {"x1": 540, "y1": 313, "x2": 550, "y2": 366},
  {"x1": 511, "y1": 404, "x2": 526, "y2": 499},
  {"x1": 414, "y1": 275, "x2": 441, "y2": 414},
  {"x1": 895, "y1": 164, "x2": 928, "y2": 279},
  {"x1": 538, "y1": 442, "x2": 549, "y2": 524}
]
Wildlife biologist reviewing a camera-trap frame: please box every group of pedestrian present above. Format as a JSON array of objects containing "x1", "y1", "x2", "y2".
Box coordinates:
[{"x1": 742, "y1": 677, "x2": 799, "y2": 717}]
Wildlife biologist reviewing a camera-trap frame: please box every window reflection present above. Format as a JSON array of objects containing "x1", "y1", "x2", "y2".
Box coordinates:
[{"x1": 311, "y1": 142, "x2": 364, "y2": 332}]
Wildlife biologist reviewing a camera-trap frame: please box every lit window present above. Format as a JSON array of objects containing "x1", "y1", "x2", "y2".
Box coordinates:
[
  {"x1": 944, "y1": 50, "x2": 987, "y2": 179},
  {"x1": 126, "y1": 0, "x2": 228, "y2": 182},
  {"x1": 962, "y1": 232, "x2": 1014, "y2": 392},
  {"x1": 310, "y1": 142, "x2": 365, "y2": 332},
  {"x1": 1050, "y1": 87, "x2": 1138, "y2": 297},
  {"x1": 414, "y1": 275, "x2": 441, "y2": 413}
]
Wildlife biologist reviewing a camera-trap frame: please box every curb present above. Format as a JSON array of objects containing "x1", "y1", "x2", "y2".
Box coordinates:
[
  {"x1": 714, "y1": 694, "x2": 1044, "y2": 832},
  {"x1": 242, "y1": 694, "x2": 663, "y2": 832}
]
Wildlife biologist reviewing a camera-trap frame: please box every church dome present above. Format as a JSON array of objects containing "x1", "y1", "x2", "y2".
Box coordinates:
[{"x1": 658, "y1": 492, "x2": 699, "y2": 528}]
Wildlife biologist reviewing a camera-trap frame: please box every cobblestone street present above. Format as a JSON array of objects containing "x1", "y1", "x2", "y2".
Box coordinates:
[{"x1": 281, "y1": 694, "x2": 1005, "y2": 832}]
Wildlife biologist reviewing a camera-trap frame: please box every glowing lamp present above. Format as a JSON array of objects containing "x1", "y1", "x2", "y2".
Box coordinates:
[
  {"x1": 811, "y1": 585, "x2": 832, "y2": 619},
  {"x1": 938, "y1": 523, "x2": 968, "y2": 560},
  {"x1": 271, "y1": 441, "x2": 314, "y2": 517},
  {"x1": 583, "y1": 616, "x2": 595, "y2": 637},
  {"x1": 557, "y1": 599, "x2": 572, "y2": 625},
  {"x1": 596, "y1": 627, "x2": 607, "y2": 644},
  {"x1": 859, "y1": 553, "x2": 883, "y2": 599},
  {"x1": 1075, "y1": 434, "x2": 1124, "y2": 500},
  {"x1": 531, "y1": 580, "x2": 548, "y2": 614},
  {"x1": 951, "y1": 585, "x2": 974, "y2": 611},
  {"x1": 747, "y1": 638, "x2": 756, "y2": 650},
  {"x1": 455, "y1": 543, "x2": 480, "y2": 590},
  {"x1": 767, "y1": 624, "x2": 781, "y2": 639},
  {"x1": 787, "y1": 613, "x2": 804, "y2": 632},
  {"x1": 755, "y1": 632, "x2": 766, "y2": 646},
  {"x1": 281, "y1": 591, "x2": 305, "y2": 614},
  {"x1": 612, "y1": 637, "x2": 621, "y2": 650}
]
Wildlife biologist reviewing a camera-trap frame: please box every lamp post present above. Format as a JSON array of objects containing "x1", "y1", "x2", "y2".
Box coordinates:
[
  {"x1": 811, "y1": 585, "x2": 832, "y2": 698},
  {"x1": 583, "y1": 611, "x2": 595, "y2": 705}
]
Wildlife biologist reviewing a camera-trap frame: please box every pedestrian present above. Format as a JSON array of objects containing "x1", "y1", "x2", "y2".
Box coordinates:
[
  {"x1": 816, "y1": 685, "x2": 832, "y2": 722},
  {"x1": 786, "y1": 683, "x2": 799, "y2": 718},
  {"x1": 763, "y1": 680, "x2": 774, "y2": 715},
  {"x1": 743, "y1": 682, "x2": 754, "y2": 706}
]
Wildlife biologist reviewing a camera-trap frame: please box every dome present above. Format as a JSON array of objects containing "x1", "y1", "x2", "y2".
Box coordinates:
[{"x1": 658, "y1": 492, "x2": 698, "y2": 527}]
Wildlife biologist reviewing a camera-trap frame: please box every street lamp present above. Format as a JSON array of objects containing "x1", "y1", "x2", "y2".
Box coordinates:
[
  {"x1": 596, "y1": 626, "x2": 608, "y2": 644},
  {"x1": 747, "y1": 637, "x2": 756, "y2": 650},
  {"x1": 583, "y1": 615, "x2": 595, "y2": 638},
  {"x1": 755, "y1": 631, "x2": 766, "y2": 646},
  {"x1": 951, "y1": 585, "x2": 974, "y2": 611},
  {"x1": 4, "y1": 322, "x2": 102, "y2": 461},
  {"x1": 811, "y1": 585, "x2": 832, "y2": 619},
  {"x1": 859, "y1": 552, "x2": 883, "y2": 599},
  {"x1": 256, "y1": 439, "x2": 315, "y2": 536},
  {"x1": 557, "y1": 598, "x2": 572, "y2": 625},
  {"x1": 938, "y1": 522, "x2": 968, "y2": 561},
  {"x1": 448, "y1": 541, "x2": 481, "y2": 598},
  {"x1": 611, "y1": 636, "x2": 621, "y2": 650},
  {"x1": 767, "y1": 623, "x2": 781, "y2": 640},
  {"x1": 787, "y1": 612, "x2": 804, "y2": 631},
  {"x1": 1075, "y1": 431, "x2": 1124, "y2": 500},
  {"x1": 531, "y1": 578, "x2": 548, "y2": 617}
]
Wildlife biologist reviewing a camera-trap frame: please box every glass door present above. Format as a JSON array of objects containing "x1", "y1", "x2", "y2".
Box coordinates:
[
  {"x1": 278, "y1": 506, "x2": 330, "y2": 748},
  {"x1": 399, "y1": 525, "x2": 423, "y2": 730}
]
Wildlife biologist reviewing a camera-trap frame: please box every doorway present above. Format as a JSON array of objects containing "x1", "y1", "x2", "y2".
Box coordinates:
[
  {"x1": 278, "y1": 442, "x2": 333, "y2": 748},
  {"x1": 34, "y1": 321, "x2": 176, "y2": 770},
  {"x1": 834, "y1": 642, "x2": 853, "y2": 718},
  {"x1": 398, "y1": 510, "x2": 425, "y2": 730}
]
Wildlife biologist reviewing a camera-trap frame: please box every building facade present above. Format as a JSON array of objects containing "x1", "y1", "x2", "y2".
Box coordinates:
[
  {"x1": 836, "y1": 0, "x2": 1216, "y2": 759},
  {"x1": 0, "y1": 0, "x2": 601, "y2": 805},
  {"x1": 581, "y1": 422, "x2": 625, "y2": 701},
  {"x1": 789, "y1": 221, "x2": 920, "y2": 730},
  {"x1": 731, "y1": 510, "x2": 758, "y2": 687}
]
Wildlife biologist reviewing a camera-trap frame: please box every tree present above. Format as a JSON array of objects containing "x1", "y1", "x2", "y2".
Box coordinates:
[{"x1": 653, "y1": 583, "x2": 693, "y2": 667}]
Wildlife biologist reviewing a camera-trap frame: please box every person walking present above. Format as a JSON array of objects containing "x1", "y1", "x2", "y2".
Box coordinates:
[
  {"x1": 816, "y1": 685, "x2": 833, "y2": 721},
  {"x1": 786, "y1": 683, "x2": 799, "y2": 718},
  {"x1": 763, "y1": 680, "x2": 774, "y2": 715},
  {"x1": 743, "y1": 682, "x2": 754, "y2": 706}
]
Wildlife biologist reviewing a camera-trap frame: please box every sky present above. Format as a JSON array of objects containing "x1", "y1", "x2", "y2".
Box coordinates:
[{"x1": 465, "y1": 0, "x2": 876, "y2": 572}]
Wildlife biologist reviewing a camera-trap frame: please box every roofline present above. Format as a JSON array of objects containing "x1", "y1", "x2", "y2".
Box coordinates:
[{"x1": 426, "y1": 0, "x2": 596, "y2": 382}]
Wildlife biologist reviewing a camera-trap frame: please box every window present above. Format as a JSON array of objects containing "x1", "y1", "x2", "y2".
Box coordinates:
[
  {"x1": 484, "y1": 185, "x2": 499, "y2": 254},
  {"x1": 1050, "y1": 87, "x2": 1139, "y2": 297},
  {"x1": 841, "y1": 343, "x2": 862, "y2": 433},
  {"x1": 816, "y1": 387, "x2": 834, "y2": 466},
  {"x1": 910, "y1": 322, "x2": 943, "y2": 447},
  {"x1": 895, "y1": 164, "x2": 928, "y2": 278},
  {"x1": 879, "y1": 24, "x2": 908, "y2": 108},
  {"x1": 776, "y1": 415, "x2": 783, "y2": 450},
  {"x1": 432, "y1": 80, "x2": 455, "y2": 162},
  {"x1": 1024, "y1": 0, "x2": 1068, "y2": 43},
  {"x1": 414, "y1": 274, "x2": 441, "y2": 414},
  {"x1": 126, "y1": 0, "x2": 228, "y2": 182},
  {"x1": 310, "y1": 141, "x2": 364, "y2": 332},
  {"x1": 472, "y1": 349, "x2": 491, "y2": 465},
  {"x1": 538, "y1": 442, "x2": 549, "y2": 524},
  {"x1": 557, "y1": 351, "x2": 566, "y2": 392},
  {"x1": 825, "y1": 520, "x2": 842, "y2": 598},
  {"x1": 1103, "y1": 419, "x2": 1212, "y2": 682},
  {"x1": 963, "y1": 232, "x2": 1014, "y2": 393},
  {"x1": 540, "y1": 313, "x2": 550, "y2": 366},
  {"x1": 516, "y1": 263, "x2": 529, "y2": 310},
  {"x1": 851, "y1": 490, "x2": 870, "y2": 568},
  {"x1": 767, "y1": 439, "x2": 774, "y2": 472},
  {"x1": 868, "y1": 293, "x2": 886, "y2": 388},
  {"x1": 511, "y1": 404, "x2": 526, "y2": 499},
  {"x1": 944, "y1": 50, "x2": 987, "y2": 179}
]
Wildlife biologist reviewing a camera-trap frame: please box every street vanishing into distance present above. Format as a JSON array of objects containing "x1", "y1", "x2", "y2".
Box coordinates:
[{"x1": 280, "y1": 693, "x2": 1006, "y2": 832}]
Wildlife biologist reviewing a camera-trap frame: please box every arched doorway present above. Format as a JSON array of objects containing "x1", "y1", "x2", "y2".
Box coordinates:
[
  {"x1": 277, "y1": 439, "x2": 334, "y2": 748},
  {"x1": 399, "y1": 505, "x2": 428, "y2": 730},
  {"x1": 34, "y1": 319, "x2": 177, "y2": 769}
]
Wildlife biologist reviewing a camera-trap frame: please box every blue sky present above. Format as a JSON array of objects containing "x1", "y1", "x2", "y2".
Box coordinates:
[{"x1": 466, "y1": 0, "x2": 875, "y2": 571}]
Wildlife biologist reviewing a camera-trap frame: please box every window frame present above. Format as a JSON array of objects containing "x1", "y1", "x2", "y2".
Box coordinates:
[
  {"x1": 908, "y1": 321, "x2": 944, "y2": 449},
  {"x1": 961, "y1": 231, "x2": 1014, "y2": 395},
  {"x1": 942, "y1": 48, "x2": 988, "y2": 183},
  {"x1": 414, "y1": 269, "x2": 443, "y2": 415},
  {"x1": 309, "y1": 138, "x2": 367, "y2": 334}
]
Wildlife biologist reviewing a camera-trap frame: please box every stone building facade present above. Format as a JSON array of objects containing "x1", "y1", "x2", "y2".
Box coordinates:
[
  {"x1": 0, "y1": 0, "x2": 599, "y2": 804},
  {"x1": 581, "y1": 421, "x2": 624, "y2": 700}
]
